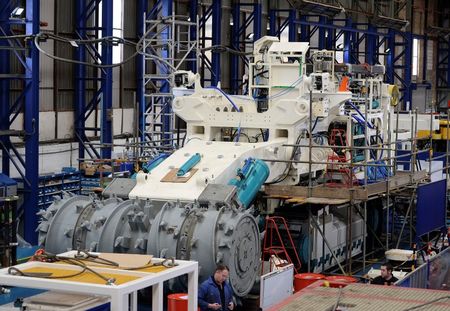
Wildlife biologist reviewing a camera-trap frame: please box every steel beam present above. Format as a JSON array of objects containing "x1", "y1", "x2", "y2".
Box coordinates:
[
  {"x1": 0, "y1": 2, "x2": 11, "y2": 176},
  {"x1": 137, "y1": 0, "x2": 147, "y2": 146},
  {"x1": 23, "y1": 0, "x2": 40, "y2": 244},
  {"x1": 211, "y1": 0, "x2": 221, "y2": 86},
  {"x1": 75, "y1": 0, "x2": 111, "y2": 160},
  {"x1": 366, "y1": 24, "x2": 377, "y2": 65},
  {"x1": 100, "y1": 0, "x2": 113, "y2": 158}
]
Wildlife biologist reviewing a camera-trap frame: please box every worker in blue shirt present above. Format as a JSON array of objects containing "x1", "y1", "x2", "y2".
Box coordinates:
[{"x1": 198, "y1": 264, "x2": 235, "y2": 311}]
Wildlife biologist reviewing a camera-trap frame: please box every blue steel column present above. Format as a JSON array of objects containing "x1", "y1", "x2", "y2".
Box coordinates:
[
  {"x1": 137, "y1": 0, "x2": 147, "y2": 143},
  {"x1": 254, "y1": 3, "x2": 262, "y2": 40},
  {"x1": 189, "y1": 0, "x2": 198, "y2": 72},
  {"x1": 385, "y1": 29, "x2": 395, "y2": 84},
  {"x1": 161, "y1": 0, "x2": 173, "y2": 142},
  {"x1": 288, "y1": 10, "x2": 297, "y2": 42},
  {"x1": 366, "y1": 24, "x2": 377, "y2": 65},
  {"x1": 211, "y1": 0, "x2": 221, "y2": 86},
  {"x1": 299, "y1": 15, "x2": 310, "y2": 43},
  {"x1": 268, "y1": 9, "x2": 276, "y2": 36},
  {"x1": 403, "y1": 32, "x2": 413, "y2": 110},
  {"x1": 343, "y1": 18, "x2": 352, "y2": 63},
  {"x1": 230, "y1": 3, "x2": 261, "y2": 94},
  {"x1": 101, "y1": 0, "x2": 113, "y2": 159},
  {"x1": 0, "y1": 4, "x2": 10, "y2": 175},
  {"x1": 231, "y1": 3, "x2": 240, "y2": 93},
  {"x1": 75, "y1": 1, "x2": 86, "y2": 160},
  {"x1": 326, "y1": 19, "x2": 334, "y2": 49},
  {"x1": 24, "y1": 0, "x2": 40, "y2": 244},
  {"x1": 318, "y1": 16, "x2": 327, "y2": 49}
]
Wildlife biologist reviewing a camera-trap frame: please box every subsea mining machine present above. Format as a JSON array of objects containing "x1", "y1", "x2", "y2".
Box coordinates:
[{"x1": 37, "y1": 36, "x2": 436, "y2": 296}]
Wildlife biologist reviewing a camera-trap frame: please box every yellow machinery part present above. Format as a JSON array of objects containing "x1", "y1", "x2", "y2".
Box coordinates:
[
  {"x1": 388, "y1": 85, "x2": 400, "y2": 107},
  {"x1": 21, "y1": 267, "x2": 139, "y2": 285},
  {"x1": 440, "y1": 126, "x2": 450, "y2": 140},
  {"x1": 416, "y1": 129, "x2": 442, "y2": 140}
]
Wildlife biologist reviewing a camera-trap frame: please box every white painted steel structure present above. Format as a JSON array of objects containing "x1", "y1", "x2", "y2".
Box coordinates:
[{"x1": 0, "y1": 251, "x2": 198, "y2": 311}]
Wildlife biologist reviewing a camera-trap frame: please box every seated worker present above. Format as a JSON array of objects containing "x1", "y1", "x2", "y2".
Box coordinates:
[
  {"x1": 198, "y1": 264, "x2": 235, "y2": 311},
  {"x1": 371, "y1": 263, "x2": 398, "y2": 285}
]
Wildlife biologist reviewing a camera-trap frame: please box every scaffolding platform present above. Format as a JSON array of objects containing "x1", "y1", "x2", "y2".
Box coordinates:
[{"x1": 265, "y1": 170, "x2": 427, "y2": 204}]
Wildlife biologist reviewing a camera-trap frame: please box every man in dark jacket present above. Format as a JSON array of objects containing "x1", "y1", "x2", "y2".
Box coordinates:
[
  {"x1": 198, "y1": 264, "x2": 235, "y2": 311},
  {"x1": 370, "y1": 263, "x2": 398, "y2": 285}
]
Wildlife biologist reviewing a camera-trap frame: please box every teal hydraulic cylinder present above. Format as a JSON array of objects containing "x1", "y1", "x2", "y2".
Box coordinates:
[
  {"x1": 177, "y1": 153, "x2": 201, "y2": 176},
  {"x1": 228, "y1": 158, "x2": 270, "y2": 208}
]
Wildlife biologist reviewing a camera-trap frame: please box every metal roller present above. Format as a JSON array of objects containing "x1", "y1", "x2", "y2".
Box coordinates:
[
  {"x1": 38, "y1": 195, "x2": 162, "y2": 255},
  {"x1": 147, "y1": 201, "x2": 260, "y2": 297}
]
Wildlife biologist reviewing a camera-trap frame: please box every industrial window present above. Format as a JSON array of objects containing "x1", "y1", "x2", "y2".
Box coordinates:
[
  {"x1": 112, "y1": 0, "x2": 124, "y2": 64},
  {"x1": 412, "y1": 38, "x2": 419, "y2": 77},
  {"x1": 335, "y1": 33, "x2": 344, "y2": 63},
  {"x1": 98, "y1": 0, "x2": 124, "y2": 64},
  {"x1": 280, "y1": 26, "x2": 289, "y2": 42}
]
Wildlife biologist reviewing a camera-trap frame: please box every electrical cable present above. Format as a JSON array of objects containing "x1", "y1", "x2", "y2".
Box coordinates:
[
  {"x1": 34, "y1": 32, "x2": 139, "y2": 68},
  {"x1": 207, "y1": 86, "x2": 241, "y2": 112},
  {"x1": 200, "y1": 45, "x2": 252, "y2": 56},
  {"x1": 0, "y1": 34, "x2": 32, "y2": 39},
  {"x1": 8, "y1": 250, "x2": 177, "y2": 285},
  {"x1": 346, "y1": 101, "x2": 374, "y2": 129}
]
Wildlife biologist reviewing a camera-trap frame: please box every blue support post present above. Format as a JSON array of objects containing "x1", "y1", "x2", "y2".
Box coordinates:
[
  {"x1": 0, "y1": 4, "x2": 10, "y2": 176},
  {"x1": 288, "y1": 10, "x2": 297, "y2": 42},
  {"x1": 386, "y1": 29, "x2": 395, "y2": 84},
  {"x1": 366, "y1": 24, "x2": 377, "y2": 65},
  {"x1": 299, "y1": 15, "x2": 310, "y2": 43},
  {"x1": 1, "y1": 0, "x2": 40, "y2": 243},
  {"x1": 137, "y1": 0, "x2": 147, "y2": 145},
  {"x1": 343, "y1": 18, "x2": 352, "y2": 63},
  {"x1": 101, "y1": 0, "x2": 113, "y2": 159},
  {"x1": 436, "y1": 37, "x2": 450, "y2": 108},
  {"x1": 231, "y1": 3, "x2": 240, "y2": 93},
  {"x1": 268, "y1": 9, "x2": 276, "y2": 36},
  {"x1": 74, "y1": 0, "x2": 113, "y2": 159},
  {"x1": 189, "y1": 0, "x2": 198, "y2": 73},
  {"x1": 211, "y1": 0, "x2": 221, "y2": 86},
  {"x1": 230, "y1": 3, "x2": 261, "y2": 93},
  {"x1": 318, "y1": 16, "x2": 327, "y2": 50},
  {"x1": 75, "y1": 0, "x2": 86, "y2": 160},
  {"x1": 254, "y1": 3, "x2": 262, "y2": 40},
  {"x1": 161, "y1": 0, "x2": 172, "y2": 142},
  {"x1": 387, "y1": 30, "x2": 412, "y2": 110},
  {"x1": 403, "y1": 32, "x2": 413, "y2": 110},
  {"x1": 23, "y1": 0, "x2": 40, "y2": 244}
]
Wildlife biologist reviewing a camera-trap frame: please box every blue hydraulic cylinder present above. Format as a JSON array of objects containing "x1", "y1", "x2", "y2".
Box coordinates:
[
  {"x1": 228, "y1": 158, "x2": 269, "y2": 209},
  {"x1": 144, "y1": 153, "x2": 169, "y2": 172},
  {"x1": 177, "y1": 153, "x2": 201, "y2": 176},
  {"x1": 131, "y1": 153, "x2": 169, "y2": 179}
]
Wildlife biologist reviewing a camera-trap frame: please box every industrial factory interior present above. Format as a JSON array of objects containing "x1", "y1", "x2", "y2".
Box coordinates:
[{"x1": 1, "y1": 0, "x2": 450, "y2": 310}]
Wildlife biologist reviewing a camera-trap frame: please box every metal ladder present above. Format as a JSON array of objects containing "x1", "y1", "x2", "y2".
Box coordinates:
[{"x1": 141, "y1": 5, "x2": 198, "y2": 155}]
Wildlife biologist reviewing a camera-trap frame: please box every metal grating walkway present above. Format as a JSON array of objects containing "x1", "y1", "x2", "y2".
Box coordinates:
[{"x1": 275, "y1": 283, "x2": 450, "y2": 311}]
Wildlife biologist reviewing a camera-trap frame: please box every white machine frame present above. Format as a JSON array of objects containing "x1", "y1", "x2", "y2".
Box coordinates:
[{"x1": 0, "y1": 252, "x2": 198, "y2": 311}]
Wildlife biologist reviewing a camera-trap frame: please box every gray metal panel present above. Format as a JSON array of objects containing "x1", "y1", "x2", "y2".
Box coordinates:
[
  {"x1": 56, "y1": 0, "x2": 75, "y2": 33},
  {"x1": 123, "y1": 0, "x2": 136, "y2": 38},
  {"x1": 103, "y1": 178, "x2": 137, "y2": 199}
]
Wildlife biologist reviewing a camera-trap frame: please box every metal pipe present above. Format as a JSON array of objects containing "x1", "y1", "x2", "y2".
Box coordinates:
[
  {"x1": 308, "y1": 89, "x2": 313, "y2": 197},
  {"x1": 395, "y1": 183, "x2": 418, "y2": 249},
  {"x1": 362, "y1": 78, "x2": 369, "y2": 274}
]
